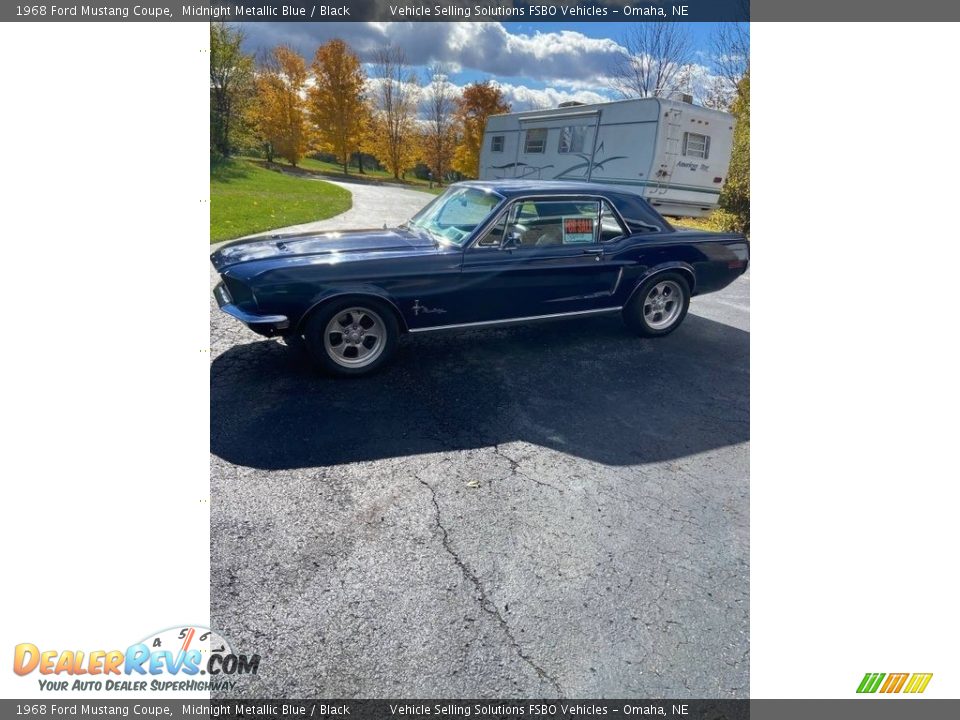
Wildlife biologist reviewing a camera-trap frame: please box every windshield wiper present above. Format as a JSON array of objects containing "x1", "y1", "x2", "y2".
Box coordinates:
[{"x1": 402, "y1": 221, "x2": 443, "y2": 248}]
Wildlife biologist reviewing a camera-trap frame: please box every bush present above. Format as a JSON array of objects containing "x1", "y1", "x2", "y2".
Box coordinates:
[{"x1": 672, "y1": 209, "x2": 746, "y2": 235}]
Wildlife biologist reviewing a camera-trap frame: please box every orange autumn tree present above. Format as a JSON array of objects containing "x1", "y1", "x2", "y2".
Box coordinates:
[
  {"x1": 420, "y1": 63, "x2": 457, "y2": 184},
  {"x1": 253, "y1": 45, "x2": 308, "y2": 166},
  {"x1": 309, "y1": 39, "x2": 367, "y2": 174},
  {"x1": 452, "y1": 81, "x2": 510, "y2": 178},
  {"x1": 369, "y1": 45, "x2": 421, "y2": 180}
]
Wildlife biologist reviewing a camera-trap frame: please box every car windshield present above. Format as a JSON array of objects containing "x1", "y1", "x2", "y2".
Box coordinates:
[{"x1": 408, "y1": 186, "x2": 503, "y2": 246}]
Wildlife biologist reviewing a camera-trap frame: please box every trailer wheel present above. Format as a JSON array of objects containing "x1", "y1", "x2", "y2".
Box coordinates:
[{"x1": 623, "y1": 273, "x2": 690, "y2": 337}]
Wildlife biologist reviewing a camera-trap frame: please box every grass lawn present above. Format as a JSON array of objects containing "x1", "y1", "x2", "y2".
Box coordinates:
[
  {"x1": 279, "y1": 156, "x2": 446, "y2": 195},
  {"x1": 210, "y1": 158, "x2": 353, "y2": 243}
]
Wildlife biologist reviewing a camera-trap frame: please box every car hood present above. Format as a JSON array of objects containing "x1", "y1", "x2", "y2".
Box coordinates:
[{"x1": 211, "y1": 227, "x2": 436, "y2": 271}]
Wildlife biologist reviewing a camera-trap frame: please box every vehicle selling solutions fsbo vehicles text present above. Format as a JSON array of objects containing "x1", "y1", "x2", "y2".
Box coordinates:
[{"x1": 388, "y1": 5, "x2": 621, "y2": 19}]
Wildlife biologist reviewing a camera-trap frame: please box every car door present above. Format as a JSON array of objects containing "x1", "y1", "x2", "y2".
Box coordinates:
[{"x1": 458, "y1": 197, "x2": 623, "y2": 324}]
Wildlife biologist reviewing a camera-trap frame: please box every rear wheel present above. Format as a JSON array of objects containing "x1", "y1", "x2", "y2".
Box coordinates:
[
  {"x1": 303, "y1": 298, "x2": 399, "y2": 377},
  {"x1": 623, "y1": 273, "x2": 690, "y2": 337}
]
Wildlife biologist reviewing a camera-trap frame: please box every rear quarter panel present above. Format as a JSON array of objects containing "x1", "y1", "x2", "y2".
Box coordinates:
[{"x1": 605, "y1": 229, "x2": 748, "y2": 302}]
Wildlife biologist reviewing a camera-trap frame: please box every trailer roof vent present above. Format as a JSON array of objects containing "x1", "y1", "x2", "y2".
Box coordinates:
[
  {"x1": 668, "y1": 92, "x2": 694, "y2": 105},
  {"x1": 558, "y1": 101, "x2": 586, "y2": 108}
]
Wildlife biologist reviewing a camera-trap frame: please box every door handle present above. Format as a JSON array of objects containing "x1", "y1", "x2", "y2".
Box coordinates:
[{"x1": 581, "y1": 247, "x2": 603, "y2": 255}]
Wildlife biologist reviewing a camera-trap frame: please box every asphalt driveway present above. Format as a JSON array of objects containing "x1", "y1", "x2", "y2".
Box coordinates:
[{"x1": 210, "y1": 182, "x2": 749, "y2": 698}]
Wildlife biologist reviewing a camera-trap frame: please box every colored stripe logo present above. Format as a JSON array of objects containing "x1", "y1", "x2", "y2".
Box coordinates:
[{"x1": 857, "y1": 672, "x2": 932, "y2": 694}]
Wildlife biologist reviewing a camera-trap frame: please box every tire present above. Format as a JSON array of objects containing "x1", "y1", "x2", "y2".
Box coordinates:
[
  {"x1": 302, "y1": 298, "x2": 399, "y2": 377},
  {"x1": 623, "y1": 272, "x2": 691, "y2": 337},
  {"x1": 282, "y1": 333, "x2": 305, "y2": 352}
]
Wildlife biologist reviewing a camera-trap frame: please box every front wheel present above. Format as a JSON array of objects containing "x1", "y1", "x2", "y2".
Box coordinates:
[
  {"x1": 622, "y1": 273, "x2": 690, "y2": 337},
  {"x1": 303, "y1": 298, "x2": 399, "y2": 377}
]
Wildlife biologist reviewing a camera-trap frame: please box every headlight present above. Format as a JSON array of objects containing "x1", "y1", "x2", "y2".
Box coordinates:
[{"x1": 214, "y1": 282, "x2": 232, "y2": 306}]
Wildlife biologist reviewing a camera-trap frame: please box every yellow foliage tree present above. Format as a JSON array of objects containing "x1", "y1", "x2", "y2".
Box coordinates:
[
  {"x1": 719, "y1": 71, "x2": 749, "y2": 234},
  {"x1": 420, "y1": 64, "x2": 457, "y2": 184},
  {"x1": 369, "y1": 46, "x2": 421, "y2": 179},
  {"x1": 309, "y1": 39, "x2": 367, "y2": 174},
  {"x1": 253, "y1": 46, "x2": 308, "y2": 166},
  {"x1": 452, "y1": 81, "x2": 510, "y2": 178}
]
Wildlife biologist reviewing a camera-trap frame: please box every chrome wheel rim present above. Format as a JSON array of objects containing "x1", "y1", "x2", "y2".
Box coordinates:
[
  {"x1": 323, "y1": 307, "x2": 386, "y2": 369},
  {"x1": 643, "y1": 280, "x2": 683, "y2": 330}
]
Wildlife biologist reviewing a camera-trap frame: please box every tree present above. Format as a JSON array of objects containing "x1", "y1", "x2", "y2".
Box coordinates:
[
  {"x1": 719, "y1": 71, "x2": 749, "y2": 233},
  {"x1": 369, "y1": 46, "x2": 421, "y2": 180},
  {"x1": 420, "y1": 64, "x2": 457, "y2": 184},
  {"x1": 309, "y1": 39, "x2": 367, "y2": 174},
  {"x1": 698, "y1": 74, "x2": 735, "y2": 111},
  {"x1": 673, "y1": 63, "x2": 735, "y2": 111},
  {"x1": 712, "y1": 21, "x2": 750, "y2": 90},
  {"x1": 610, "y1": 24, "x2": 691, "y2": 98},
  {"x1": 253, "y1": 46, "x2": 308, "y2": 166},
  {"x1": 210, "y1": 22, "x2": 254, "y2": 157},
  {"x1": 452, "y1": 81, "x2": 510, "y2": 178},
  {"x1": 352, "y1": 101, "x2": 375, "y2": 174}
]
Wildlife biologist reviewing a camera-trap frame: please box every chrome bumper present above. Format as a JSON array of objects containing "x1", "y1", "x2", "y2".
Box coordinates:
[{"x1": 214, "y1": 283, "x2": 289, "y2": 329}]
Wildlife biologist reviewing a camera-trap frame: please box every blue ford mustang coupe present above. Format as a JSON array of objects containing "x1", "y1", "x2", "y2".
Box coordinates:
[{"x1": 212, "y1": 181, "x2": 748, "y2": 376}]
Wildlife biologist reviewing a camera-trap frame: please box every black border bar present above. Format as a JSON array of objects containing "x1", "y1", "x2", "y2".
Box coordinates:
[{"x1": 4, "y1": 700, "x2": 960, "y2": 720}]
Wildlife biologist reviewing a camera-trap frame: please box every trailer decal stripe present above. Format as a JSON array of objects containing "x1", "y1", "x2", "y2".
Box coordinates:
[{"x1": 587, "y1": 178, "x2": 723, "y2": 195}]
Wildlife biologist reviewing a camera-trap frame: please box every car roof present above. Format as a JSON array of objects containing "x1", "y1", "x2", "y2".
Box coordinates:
[
  {"x1": 454, "y1": 179, "x2": 638, "y2": 198},
  {"x1": 450, "y1": 179, "x2": 674, "y2": 234}
]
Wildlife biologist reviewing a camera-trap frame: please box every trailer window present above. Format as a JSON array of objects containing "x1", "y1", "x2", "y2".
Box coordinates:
[
  {"x1": 683, "y1": 132, "x2": 710, "y2": 159},
  {"x1": 490, "y1": 135, "x2": 504, "y2": 152},
  {"x1": 558, "y1": 126, "x2": 588, "y2": 154},
  {"x1": 524, "y1": 128, "x2": 547, "y2": 154}
]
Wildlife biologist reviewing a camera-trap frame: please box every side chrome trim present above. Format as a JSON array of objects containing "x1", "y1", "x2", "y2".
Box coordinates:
[{"x1": 408, "y1": 306, "x2": 622, "y2": 333}]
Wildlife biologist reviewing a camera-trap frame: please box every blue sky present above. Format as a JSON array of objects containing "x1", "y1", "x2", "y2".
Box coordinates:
[{"x1": 240, "y1": 22, "x2": 739, "y2": 109}]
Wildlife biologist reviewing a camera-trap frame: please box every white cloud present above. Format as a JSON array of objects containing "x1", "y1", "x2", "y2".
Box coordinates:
[
  {"x1": 241, "y1": 21, "x2": 624, "y2": 86},
  {"x1": 492, "y1": 82, "x2": 613, "y2": 111},
  {"x1": 240, "y1": 22, "x2": 737, "y2": 111}
]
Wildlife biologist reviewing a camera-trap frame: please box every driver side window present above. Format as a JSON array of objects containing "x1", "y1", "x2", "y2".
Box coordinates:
[
  {"x1": 475, "y1": 199, "x2": 602, "y2": 248},
  {"x1": 509, "y1": 200, "x2": 599, "y2": 247},
  {"x1": 477, "y1": 214, "x2": 507, "y2": 247},
  {"x1": 506, "y1": 202, "x2": 539, "y2": 242}
]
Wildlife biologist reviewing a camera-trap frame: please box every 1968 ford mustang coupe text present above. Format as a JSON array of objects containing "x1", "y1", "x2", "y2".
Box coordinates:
[{"x1": 212, "y1": 181, "x2": 749, "y2": 376}]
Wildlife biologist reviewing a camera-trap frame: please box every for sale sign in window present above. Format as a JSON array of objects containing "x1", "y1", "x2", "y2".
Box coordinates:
[{"x1": 563, "y1": 216, "x2": 595, "y2": 244}]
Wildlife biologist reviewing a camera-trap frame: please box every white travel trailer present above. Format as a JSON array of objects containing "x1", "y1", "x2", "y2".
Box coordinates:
[{"x1": 479, "y1": 97, "x2": 736, "y2": 218}]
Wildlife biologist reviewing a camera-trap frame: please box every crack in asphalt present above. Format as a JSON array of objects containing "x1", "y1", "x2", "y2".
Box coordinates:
[
  {"x1": 416, "y1": 472, "x2": 565, "y2": 697},
  {"x1": 492, "y1": 444, "x2": 565, "y2": 494}
]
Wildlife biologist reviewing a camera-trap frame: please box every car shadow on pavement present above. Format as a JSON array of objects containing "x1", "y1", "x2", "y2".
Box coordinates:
[{"x1": 211, "y1": 314, "x2": 748, "y2": 470}]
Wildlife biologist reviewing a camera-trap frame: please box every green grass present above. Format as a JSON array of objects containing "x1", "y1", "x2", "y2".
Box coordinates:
[
  {"x1": 210, "y1": 158, "x2": 353, "y2": 243},
  {"x1": 277, "y1": 156, "x2": 446, "y2": 195}
]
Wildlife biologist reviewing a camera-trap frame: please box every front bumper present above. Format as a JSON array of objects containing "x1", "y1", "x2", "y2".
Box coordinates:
[{"x1": 213, "y1": 282, "x2": 289, "y2": 334}]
